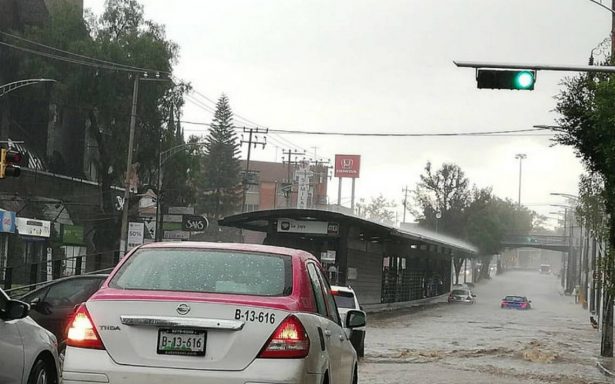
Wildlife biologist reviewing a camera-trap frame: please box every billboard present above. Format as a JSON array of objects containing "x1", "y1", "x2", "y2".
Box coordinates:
[{"x1": 334, "y1": 154, "x2": 361, "y2": 178}]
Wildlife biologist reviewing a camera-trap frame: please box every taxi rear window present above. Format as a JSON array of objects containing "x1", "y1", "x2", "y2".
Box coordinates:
[
  {"x1": 332, "y1": 290, "x2": 356, "y2": 309},
  {"x1": 110, "y1": 249, "x2": 293, "y2": 296}
]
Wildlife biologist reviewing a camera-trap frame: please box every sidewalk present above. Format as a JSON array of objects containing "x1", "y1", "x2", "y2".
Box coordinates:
[
  {"x1": 362, "y1": 293, "x2": 449, "y2": 315},
  {"x1": 597, "y1": 357, "x2": 615, "y2": 377}
]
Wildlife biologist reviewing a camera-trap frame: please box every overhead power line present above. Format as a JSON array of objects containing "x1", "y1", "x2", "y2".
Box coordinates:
[
  {"x1": 0, "y1": 37, "x2": 169, "y2": 75},
  {"x1": 0, "y1": 31, "x2": 169, "y2": 75},
  {"x1": 179, "y1": 122, "x2": 552, "y2": 137}
]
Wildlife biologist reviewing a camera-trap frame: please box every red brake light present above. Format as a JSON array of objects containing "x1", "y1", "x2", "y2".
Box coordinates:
[
  {"x1": 258, "y1": 315, "x2": 310, "y2": 358},
  {"x1": 66, "y1": 304, "x2": 105, "y2": 349}
]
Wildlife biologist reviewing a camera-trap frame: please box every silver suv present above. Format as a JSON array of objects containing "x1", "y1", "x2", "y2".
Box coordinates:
[
  {"x1": 331, "y1": 285, "x2": 366, "y2": 357},
  {"x1": 0, "y1": 287, "x2": 60, "y2": 384}
]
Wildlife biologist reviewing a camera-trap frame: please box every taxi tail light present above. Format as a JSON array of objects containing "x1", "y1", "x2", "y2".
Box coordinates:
[
  {"x1": 258, "y1": 315, "x2": 310, "y2": 358},
  {"x1": 66, "y1": 304, "x2": 105, "y2": 349}
]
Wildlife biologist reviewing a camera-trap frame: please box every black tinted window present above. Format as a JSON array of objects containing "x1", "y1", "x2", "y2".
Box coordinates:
[
  {"x1": 110, "y1": 249, "x2": 292, "y2": 296},
  {"x1": 452, "y1": 289, "x2": 468, "y2": 295},
  {"x1": 332, "y1": 291, "x2": 355, "y2": 309},
  {"x1": 46, "y1": 278, "x2": 104, "y2": 306}
]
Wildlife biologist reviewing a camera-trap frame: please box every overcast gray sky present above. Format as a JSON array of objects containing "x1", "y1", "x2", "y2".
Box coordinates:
[{"x1": 86, "y1": 0, "x2": 609, "y2": 224}]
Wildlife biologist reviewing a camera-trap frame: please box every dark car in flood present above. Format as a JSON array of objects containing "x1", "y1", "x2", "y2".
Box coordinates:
[
  {"x1": 17, "y1": 274, "x2": 108, "y2": 348},
  {"x1": 500, "y1": 295, "x2": 531, "y2": 310}
]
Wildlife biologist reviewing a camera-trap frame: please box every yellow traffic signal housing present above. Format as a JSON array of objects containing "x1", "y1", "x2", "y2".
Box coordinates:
[{"x1": 0, "y1": 148, "x2": 23, "y2": 178}]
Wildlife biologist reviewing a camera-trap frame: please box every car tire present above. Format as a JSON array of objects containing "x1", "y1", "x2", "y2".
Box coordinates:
[{"x1": 27, "y1": 358, "x2": 53, "y2": 384}]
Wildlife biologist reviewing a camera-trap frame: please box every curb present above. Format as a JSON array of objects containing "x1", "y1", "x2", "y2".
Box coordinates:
[{"x1": 596, "y1": 360, "x2": 615, "y2": 378}]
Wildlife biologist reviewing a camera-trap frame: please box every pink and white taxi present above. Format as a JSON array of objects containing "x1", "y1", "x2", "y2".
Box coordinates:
[{"x1": 62, "y1": 242, "x2": 365, "y2": 384}]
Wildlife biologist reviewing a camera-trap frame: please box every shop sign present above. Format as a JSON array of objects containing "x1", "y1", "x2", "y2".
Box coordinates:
[
  {"x1": 182, "y1": 215, "x2": 209, "y2": 232},
  {"x1": 347, "y1": 267, "x2": 358, "y2": 280},
  {"x1": 277, "y1": 219, "x2": 340, "y2": 235},
  {"x1": 0, "y1": 211, "x2": 16, "y2": 233},
  {"x1": 334, "y1": 154, "x2": 361, "y2": 178},
  {"x1": 164, "y1": 230, "x2": 190, "y2": 240},
  {"x1": 62, "y1": 224, "x2": 84, "y2": 245},
  {"x1": 321, "y1": 250, "x2": 336, "y2": 263},
  {"x1": 168, "y1": 207, "x2": 194, "y2": 215},
  {"x1": 277, "y1": 219, "x2": 328, "y2": 234},
  {"x1": 127, "y1": 222, "x2": 144, "y2": 250},
  {"x1": 16, "y1": 217, "x2": 51, "y2": 238},
  {"x1": 163, "y1": 214, "x2": 183, "y2": 223}
]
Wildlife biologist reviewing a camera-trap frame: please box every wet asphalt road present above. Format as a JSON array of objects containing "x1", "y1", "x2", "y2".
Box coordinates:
[{"x1": 359, "y1": 271, "x2": 607, "y2": 384}]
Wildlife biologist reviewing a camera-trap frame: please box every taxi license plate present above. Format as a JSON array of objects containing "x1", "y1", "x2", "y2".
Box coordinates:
[{"x1": 157, "y1": 329, "x2": 206, "y2": 356}]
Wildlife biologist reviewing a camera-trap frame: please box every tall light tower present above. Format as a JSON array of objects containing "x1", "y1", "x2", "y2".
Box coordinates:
[{"x1": 515, "y1": 153, "x2": 527, "y2": 208}]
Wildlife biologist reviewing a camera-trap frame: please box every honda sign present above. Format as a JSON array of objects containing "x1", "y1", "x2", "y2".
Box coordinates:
[{"x1": 334, "y1": 154, "x2": 361, "y2": 178}]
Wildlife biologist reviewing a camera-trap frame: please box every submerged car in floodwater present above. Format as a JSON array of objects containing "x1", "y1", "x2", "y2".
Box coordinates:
[{"x1": 500, "y1": 295, "x2": 531, "y2": 310}]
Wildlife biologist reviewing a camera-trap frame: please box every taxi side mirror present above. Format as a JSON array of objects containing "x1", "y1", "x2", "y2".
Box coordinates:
[
  {"x1": 345, "y1": 310, "x2": 366, "y2": 328},
  {"x1": 5, "y1": 299, "x2": 29, "y2": 320}
]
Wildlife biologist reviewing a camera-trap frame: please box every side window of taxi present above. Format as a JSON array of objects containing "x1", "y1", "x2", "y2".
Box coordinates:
[
  {"x1": 307, "y1": 263, "x2": 327, "y2": 317},
  {"x1": 315, "y1": 267, "x2": 341, "y2": 325}
]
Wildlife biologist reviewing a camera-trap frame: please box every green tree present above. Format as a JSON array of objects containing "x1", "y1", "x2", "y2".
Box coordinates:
[
  {"x1": 11, "y1": 0, "x2": 185, "y2": 255},
  {"x1": 356, "y1": 194, "x2": 397, "y2": 225},
  {"x1": 413, "y1": 162, "x2": 534, "y2": 282},
  {"x1": 197, "y1": 94, "x2": 241, "y2": 218},
  {"x1": 466, "y1": 194, "x2": 534, "y2": 279},
  {"x1": 554, "y1": 69, "x2": 615, "y2": 356},
  {"x1": 413, "y1": 162, "x2": 471, "y2": 237}
]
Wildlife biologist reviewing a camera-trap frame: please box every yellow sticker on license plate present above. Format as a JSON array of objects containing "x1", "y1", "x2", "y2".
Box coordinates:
[{"x1": 157, "y1": 329, "x2": 206, "y2": 356}]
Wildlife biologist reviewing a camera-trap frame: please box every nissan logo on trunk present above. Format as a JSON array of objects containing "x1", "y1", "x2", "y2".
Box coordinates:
[{"x1": 176, "y1": 303, "x2": 191, "y2": 315}]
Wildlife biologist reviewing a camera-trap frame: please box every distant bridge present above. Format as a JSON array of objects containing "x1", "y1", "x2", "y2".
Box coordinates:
[{"x1": 501, "y1": 235, "x2": 569, "y2": 252}]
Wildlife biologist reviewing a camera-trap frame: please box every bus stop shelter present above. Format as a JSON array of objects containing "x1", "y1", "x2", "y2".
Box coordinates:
[{"x1": 219, "y1": 209, "x2": 478, "y2": 306}]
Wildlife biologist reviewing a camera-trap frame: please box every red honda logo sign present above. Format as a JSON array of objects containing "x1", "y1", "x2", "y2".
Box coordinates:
[{"x1": 334, "y1": 154, "x2": 361, "y2": 178}]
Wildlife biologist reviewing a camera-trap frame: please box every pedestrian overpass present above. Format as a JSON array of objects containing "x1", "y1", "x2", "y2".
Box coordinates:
[{"x1": 501, "y1": 235, "x2": 569, "y2": 252}]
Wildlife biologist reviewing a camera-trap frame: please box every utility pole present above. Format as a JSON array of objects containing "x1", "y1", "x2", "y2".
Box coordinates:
[
  {"x1": 120, "y1": 75, "x2": 139, "y2": 253},
  {"x1": 603, "y1": 0, "x2": 615, "y2": 357},
  {"x1": 402, "y1": 186, "x2": 409, "y2": 223},
  {"x1": 282, "y1": 149, "x2": 305, "y2": 208},
  {"x1": 309, "y1": 158, "x2": 331, "y2": 208},
  {"x1": 612, "y1": 0, "x2": 615, "y2": 60},
  {"x1": 240, "y1": 127, "x2": 267, "y2": 212},
  {"x1": 515, "y1": 153, "x2": 527, "y2": 208}
]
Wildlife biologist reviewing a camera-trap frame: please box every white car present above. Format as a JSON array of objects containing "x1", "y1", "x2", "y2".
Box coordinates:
[
  {"x1": 331, "y1": 285, "x2": 365, "y2": 357},
  {"x1": 62, "y1": 242, "x2": 365, "y2": 384},
  {"x1": 0, "y1": 287, "x2": 60, "y2": 384}
]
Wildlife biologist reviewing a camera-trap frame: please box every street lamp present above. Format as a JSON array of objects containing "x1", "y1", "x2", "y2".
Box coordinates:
[
  {"x1": 550, "y1": 192, "x2": 579, "y2": 200},
  {"x1": 515, "y1": 153, "x2": 527, "y2": 207},
  {"x1": 0, "y1": 78, "x2": 56, "y2": 97}
]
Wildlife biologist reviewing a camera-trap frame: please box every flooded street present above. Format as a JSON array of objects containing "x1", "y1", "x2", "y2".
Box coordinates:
[{"x1": 360, "y1": 271, "x2": 607, "y2": 383}]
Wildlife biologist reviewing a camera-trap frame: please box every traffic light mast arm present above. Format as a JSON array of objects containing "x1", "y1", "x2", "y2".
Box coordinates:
[{"x1": 454, "y1": 60, "x2": 615, "y2": 74}]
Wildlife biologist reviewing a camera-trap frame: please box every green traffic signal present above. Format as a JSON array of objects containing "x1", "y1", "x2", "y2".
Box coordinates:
[
  {"x1": 477, "y1": 69, "x2": 536, "y2": 90},
  {"x1": 514, "y1": 71, "x2": 535, "y2": 90}
]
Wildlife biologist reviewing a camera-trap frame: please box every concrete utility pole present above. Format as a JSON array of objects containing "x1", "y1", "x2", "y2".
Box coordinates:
[
  {"x1": 402, "y1": 186, "x2": 409, "y2": 223},
  {"x1": 611, "y1": 0, "x2": 615, "y2": 57},
  {"x1": 282, "y1": 149, "x2": 305, "y2": 208},
  {"x1": 120, "y1": 75, "x2": 139, "y2": 253},
  {"x1": 515, "y1": 154, "x2": 527, "y2": 208},
  {"x1": 308, "y1": 158, "x2": 331, "y2": 208},
  {"x1": 240, "y1": 127, "x2": 268, "y2": 212}
]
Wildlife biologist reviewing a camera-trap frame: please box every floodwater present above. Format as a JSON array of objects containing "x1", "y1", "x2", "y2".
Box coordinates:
[{"x1": 359, "y1": 271, "x2": 607, "y2": 383}]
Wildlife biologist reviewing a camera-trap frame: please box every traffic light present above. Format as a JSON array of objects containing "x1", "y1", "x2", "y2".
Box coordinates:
[
  {"x1": 0, "y1": 149, "x2": 23, "y2": 178},
  {"x1": 477, "y1": 69, "x2": 536, "y2": 90}
]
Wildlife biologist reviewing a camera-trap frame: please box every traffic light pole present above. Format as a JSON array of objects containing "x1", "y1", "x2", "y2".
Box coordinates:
[
  {"x1": 120, "y1": 75, "x2": 139, "y2": 254},
  {"x1": 454, "y1": 60, "x2": 615, "y2": 73}
]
